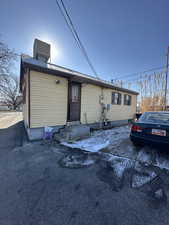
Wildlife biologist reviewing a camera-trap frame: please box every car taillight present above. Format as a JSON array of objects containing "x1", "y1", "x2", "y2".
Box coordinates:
[{"x1": 131, "y1": 125, "x2": 142, "y2": 132}]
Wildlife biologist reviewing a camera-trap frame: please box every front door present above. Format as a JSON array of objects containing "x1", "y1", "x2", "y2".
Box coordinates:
[{"x1": 68, "y1": 82, "x2": 81, "y2": 121}]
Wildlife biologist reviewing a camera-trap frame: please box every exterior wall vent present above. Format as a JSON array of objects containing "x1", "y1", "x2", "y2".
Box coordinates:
[{"x1": 33, "y1": 39, "x2": 51, "y2": 63}]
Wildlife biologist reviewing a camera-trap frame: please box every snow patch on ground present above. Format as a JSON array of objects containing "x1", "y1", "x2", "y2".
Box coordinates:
[
  {"x1": 101, "y1": 153, "x2": 134, "y2": 179},
  {"x1": 101, "y1": 152, "x2": 158, "y2": 187},
  {"x1": 61, "y1": 126, "x2": 130, "y2": 152},
  {"x1": 59, "y1": 154, "x2": 95, "y2": 168},
  {"x1": 132, "y1": 171, "x2": 157, "y2": 188},
  {"x1": 112, "y1": 158, "x2": 134, "y2": 179},
  {"x1": 136, "y1": 149, "x2": 153, "y2": 165},
  {"x1": 132, "y1": 160, "x2": 157, "y2": 188},
  {"x1": 155, "y1": 154, "x2": 169, "y2": 170},
  {"x1": 62, "y1": 140, "x2": 110, "y2": 152}
]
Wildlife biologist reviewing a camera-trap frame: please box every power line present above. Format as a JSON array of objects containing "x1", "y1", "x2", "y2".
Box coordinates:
[
  {"x1": 55, "y1": 0, "x2": 80, "y2": 46},
  {"x1": 112, "y1": 70, "x2": 166, "y2": 83},
  {"x1": 55, "y1": 0, "x2": 98, "y2": 78},
  {"x1": 113, "y1": 66, "x2": 167, "y2": 80},
  {"x1": 59, "y1": 0, "x2": 98, "y2": 78}
]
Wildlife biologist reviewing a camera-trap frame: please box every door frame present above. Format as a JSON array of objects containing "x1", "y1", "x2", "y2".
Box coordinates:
[{"x1": 67, "y1": 81, "x2": 81, "y2": 122}]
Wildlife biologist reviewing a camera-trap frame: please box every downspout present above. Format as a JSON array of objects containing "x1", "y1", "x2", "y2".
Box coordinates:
[{"x1": 99, "y1": 87, "x2": 108, "y2": 128}]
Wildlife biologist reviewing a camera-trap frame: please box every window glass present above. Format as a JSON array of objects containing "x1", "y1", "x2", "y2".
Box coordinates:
[
  {"x1": 72, "y1": 85, "x2": 79, "y2": 102},
  {"x1": 112, "y1": 92, "x2": 121, "y2": 105},
  {"x1": 139, "y1": 112, "x2": 169, "y2": 124},
  {"x1": 124, "y1": 94, "x2": 132, "y2": 105}
]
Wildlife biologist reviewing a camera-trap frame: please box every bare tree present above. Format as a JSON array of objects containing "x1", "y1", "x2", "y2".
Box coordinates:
[
  {"x1": 0, "y1": 40, "x2": 16, "y2": 78},
  {"x1": 111, "y1": 69, "x2": 167, "y2": 113},
  {"x1": 0, "y1": 39, "x2": 21, "y2": 109},
  {"x1": 0, "y1": 75, "x2": 21, "y2": 110},
  {"x1": 137, "y1": 72, "x2": 166, "y2": 112}
]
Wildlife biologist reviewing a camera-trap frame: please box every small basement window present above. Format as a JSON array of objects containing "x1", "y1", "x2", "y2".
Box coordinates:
[
  {"x1": 124, "y1": 94, "x2": 132, "y2": 105},
  {"x1": 112, "y1": 92, "x2": 122, "y2": 105}
]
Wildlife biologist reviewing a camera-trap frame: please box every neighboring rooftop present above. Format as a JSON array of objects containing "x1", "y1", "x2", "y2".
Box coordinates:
[{"x1": 20, "y1": 55, "x2": 139, "y2": 95}]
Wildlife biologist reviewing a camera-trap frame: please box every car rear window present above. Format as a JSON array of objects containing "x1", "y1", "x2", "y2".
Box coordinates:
[{"x1": 139, "y1": 112, "x2": 169, "y2": 124}]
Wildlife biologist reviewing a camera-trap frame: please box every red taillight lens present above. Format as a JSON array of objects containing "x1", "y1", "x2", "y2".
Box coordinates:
[{"x1": 131, "y1": 125, "x2": 142, "y2": 132}]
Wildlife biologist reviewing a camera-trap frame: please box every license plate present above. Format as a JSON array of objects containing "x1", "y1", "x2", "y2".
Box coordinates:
[{"x1": 152, "y1": 129, "x2": 166, "y2": 136}]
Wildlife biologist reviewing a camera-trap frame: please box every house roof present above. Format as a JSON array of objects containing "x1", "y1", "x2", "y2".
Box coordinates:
[{"x1": 20, "y1": 55, "x2": 139, "y2": 95}]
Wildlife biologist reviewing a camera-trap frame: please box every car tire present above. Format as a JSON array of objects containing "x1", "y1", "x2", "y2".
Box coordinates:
[
  {"x1": 130, "y1": 136, "x2": 143, "y2": 147},
  {"x1": 132, "y1": 141, "x2": 144, "y2": 148}
]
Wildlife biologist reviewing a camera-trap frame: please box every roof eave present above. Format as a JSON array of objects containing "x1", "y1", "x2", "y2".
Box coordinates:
[{"x1": 22, "y1": 61, "x2": 139, "y2": 95}]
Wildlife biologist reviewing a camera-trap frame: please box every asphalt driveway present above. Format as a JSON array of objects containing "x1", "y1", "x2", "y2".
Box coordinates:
[
  {"x1": 0, "y1": 119, "x2": 169, "y2": 225},
  {"x1": 0, "y1": 112, "x2": 23, "y2": 153}
]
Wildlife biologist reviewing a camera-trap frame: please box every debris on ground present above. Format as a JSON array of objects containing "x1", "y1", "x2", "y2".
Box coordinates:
[
  {"x1": 43, "y1": 126, "x2": 53, "y2": 140},
  {"x1": 59, "y1": 153, "x2": 95, "y2": 168}
]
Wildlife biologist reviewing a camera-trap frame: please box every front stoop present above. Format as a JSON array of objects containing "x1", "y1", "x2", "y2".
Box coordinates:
[
  {"x1": 54, "y1": 124, "x2": 91, "y2": 142},
  {"x1": 66, "y1": 121, "x2": 81, "y2": 126}
]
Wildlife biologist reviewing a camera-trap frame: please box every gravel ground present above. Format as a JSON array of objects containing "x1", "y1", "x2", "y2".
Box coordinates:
[{"x1": 1, "y1": 120, "x2": 169, "y2": 225}]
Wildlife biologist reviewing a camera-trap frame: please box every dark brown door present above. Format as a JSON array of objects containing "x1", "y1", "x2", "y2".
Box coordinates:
[{"x1": 68, "y1": 82, "x2": 81, "y2": 121}]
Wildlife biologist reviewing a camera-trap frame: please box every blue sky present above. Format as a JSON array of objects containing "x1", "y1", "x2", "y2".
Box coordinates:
[{"x1": 1, "y1": 0, "x2": 169, "y2": 81}]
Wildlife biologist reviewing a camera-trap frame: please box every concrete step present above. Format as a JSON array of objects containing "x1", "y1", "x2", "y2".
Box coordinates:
[
  {"x1": 66, "y1": 121, "x2": 81, "y2": 126},
  {"x1": 54, "y1": 124, "x2": 91, "y2": 142}
]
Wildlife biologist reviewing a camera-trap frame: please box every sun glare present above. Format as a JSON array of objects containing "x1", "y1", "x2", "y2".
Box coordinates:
[{"x1": 45, "y1": 39, "x2": 60, "y2": 63}]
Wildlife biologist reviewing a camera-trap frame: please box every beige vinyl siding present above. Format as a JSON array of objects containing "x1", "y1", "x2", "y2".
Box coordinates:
[
  {"x1": 103, "y1": 88, "x2": 137, "y2": 121},
  {"x1": 81, "y1": 84, "x2": 137, "y2": 124},
  {"x1": 22, "y1": 70, "x2": 29, "y2": 127},
  {"x1": 30, "y1": 70, "x2": 68, "y2": 128},
  {"x1": 28, "y1": 70, "x2": 136, "y2": 128}
]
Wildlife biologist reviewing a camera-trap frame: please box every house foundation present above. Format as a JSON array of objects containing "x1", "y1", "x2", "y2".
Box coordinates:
[{"x1": 25, "y1": 119, "x2": 129, "y2": 141}]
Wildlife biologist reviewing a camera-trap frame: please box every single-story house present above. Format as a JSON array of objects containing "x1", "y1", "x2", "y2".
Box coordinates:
[{"x1": 20, "y1": 39, "x2": 139, "y2": 140}]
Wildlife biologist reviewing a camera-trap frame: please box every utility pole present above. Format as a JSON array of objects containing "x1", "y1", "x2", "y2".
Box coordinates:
[{"x1": 164, "y1": 46, "x2": 169, "y2": 111}]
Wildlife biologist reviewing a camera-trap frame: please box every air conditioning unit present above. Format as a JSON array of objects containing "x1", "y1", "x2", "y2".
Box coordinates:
[{"x1": 33, "y1": 39, "x2": 51, "y2": 63}]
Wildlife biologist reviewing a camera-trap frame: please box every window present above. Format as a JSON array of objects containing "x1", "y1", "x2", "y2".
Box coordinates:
[
  {"x1": 71, "y1": 84, "x2": 79, "y2": 102},
  {"x1": 112, "y1": 92, "x2": 121, "y2": 105},
  {"x1": 124, "y1": 94, "x2": 132, "y2": 105},
  {"x1": 139, "y1": 112, "x2": 169, "y2": 124}
]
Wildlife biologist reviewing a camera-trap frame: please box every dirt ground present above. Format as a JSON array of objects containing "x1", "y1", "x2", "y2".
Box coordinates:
[
  {"x1": 0, "y1": 111, "x2": 23, "y2": 129},
  {"x1": 1, "y1": 115, "x2": 169, "y2": 225}
]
